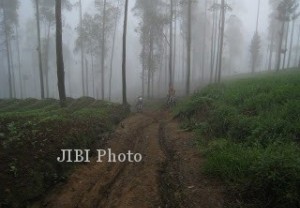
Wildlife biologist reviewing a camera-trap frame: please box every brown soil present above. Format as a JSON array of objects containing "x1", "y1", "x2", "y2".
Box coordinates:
[{"x1": 32, "y1": 110, "x2": 224, "y2": 208}]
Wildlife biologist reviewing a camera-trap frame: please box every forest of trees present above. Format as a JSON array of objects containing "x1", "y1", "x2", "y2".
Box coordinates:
[{"x1": 1, "y1": 0, "x2": 300, "y2": 104}]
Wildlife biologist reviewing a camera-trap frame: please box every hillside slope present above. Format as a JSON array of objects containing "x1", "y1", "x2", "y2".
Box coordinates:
[{"x1": 174, "y1": 70, "x2": 300, "y2": 207}]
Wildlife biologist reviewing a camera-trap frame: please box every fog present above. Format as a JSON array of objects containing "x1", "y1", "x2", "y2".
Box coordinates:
[{"x1": 0, "y1": 0, "x2": 298, "y2": 103}]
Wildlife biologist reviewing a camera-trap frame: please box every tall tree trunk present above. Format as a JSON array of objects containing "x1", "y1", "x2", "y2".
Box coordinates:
[
  {"x1": 186, "y1": 0, "x2": 192, "y2": 95},
  {"x1": 201, "y1": 0, "x2": 207, "y2": 81},
  {"x1": 276, "y1": 21, "x2": 285, "y2": 71},
  {"x1": 169, "y1": 0, "x2": 173, "y2": 89},
  {"x1": 217, "y1": 0, "x2": 225, "y2": 83},
  {"x1": 79, "y1": 0, "x2": 85, "y2": 96},
  {"x1": 35, "y1": 0, "x2": 45, "y2": 99},
  {"x1": 148, "y1": 29, "x2": 153, "y2": 99},
  {"x1": 173, "y1": 0, "x2": 177, "y2": 84},
  {"x1": 1, "y1": 1, "x2": 13, "y2": 98},
  {"x1": 122, "y1": 0, "x2": 129, "y2": 105},
  {"x1": 210, "y1": 0, "x2": 217, "y2": 83},
  {"x1": 282, "y1": 22, "x2": 290, "y2": 70},
  {"x1": 268, "y1": 29, "x2": 275, "y2": 71},
  {"x1": 44, "y1": 21, "x2": 51, "y2": 98},
  {"x1": 15, "y1": 25, "x2": 23, "y2": 98},
  {"x1": 142, "y1": 37, "x2": 146, "y2": 97},
  {"x1": 108, "y1": 0, "x2": 119, "y2": 101},
  {"x1": 215, "y1": 7, "x2": 221, "y2": 83},
  {"x1": 101, "y1": 0, "x2": 107, "y2": 100},
  {"x1": 91, "y1": 52, "x2": 95, "y2": 97},
  {"x1": 294, "y1": 25, "x2": 300, "y2": 66},
  {"x1": 85, "y1": 58, "x2": 89, "y2": 96},
  {"x1": 287, "y1": 19, "x2": 295, "y2": 68},
  {"x1": 55, "y1": 0, "x2": 66, "y2": 106},
  {"x1": 9, "y1": 38, "x2": 16, "y2": 98}
]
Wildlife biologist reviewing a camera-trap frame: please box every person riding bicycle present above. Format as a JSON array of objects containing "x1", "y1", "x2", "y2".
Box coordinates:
[
  {"x1": 136, "y1": 96, "x2": 143, "y2": 112},
  {"x1": 168, "y1": 85, "x2": 175, "y2": 97},
  {"x1": 167, "y1": 85, "x2": 176, "y2": 107}
]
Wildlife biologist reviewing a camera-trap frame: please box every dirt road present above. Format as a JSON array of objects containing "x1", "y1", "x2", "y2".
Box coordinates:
[{"x1": 35, "y1": 110, "x2": 223, "y2": 208}]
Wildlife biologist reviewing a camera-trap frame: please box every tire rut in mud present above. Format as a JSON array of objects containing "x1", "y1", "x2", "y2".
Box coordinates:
[{"x1": 158, "y1": 121, "x2": 184, "y2": 208}]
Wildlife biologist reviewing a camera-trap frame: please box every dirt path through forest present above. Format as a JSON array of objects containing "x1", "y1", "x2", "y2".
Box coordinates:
[{"x1": 34, "y1": 110, "x2": 223, "y2": 208}]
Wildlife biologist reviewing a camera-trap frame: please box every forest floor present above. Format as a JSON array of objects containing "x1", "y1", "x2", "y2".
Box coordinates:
[{"x1": 32, "y1": 109, "x2": 224, "y2": 208}]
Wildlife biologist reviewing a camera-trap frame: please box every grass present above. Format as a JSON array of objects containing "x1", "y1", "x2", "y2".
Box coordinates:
[
  {"x1": 174, "y1": 69, "x2": 300, "y2": 208},
  {"x1": 0, "y1": 97, "x2": 129, "y2": 207}
]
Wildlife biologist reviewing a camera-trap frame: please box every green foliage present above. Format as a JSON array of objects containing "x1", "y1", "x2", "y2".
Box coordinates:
[{"x1": 176, "y1": 70, "x2": 300, "y2": 207}]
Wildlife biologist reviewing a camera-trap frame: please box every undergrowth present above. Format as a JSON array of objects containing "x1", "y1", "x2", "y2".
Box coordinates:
[
  {"x1": 174, "y1": 70, "x2": 300, "y2": 208},
  {"x1": 0, "y1": 97, "x2": 129, "y2": 207}
]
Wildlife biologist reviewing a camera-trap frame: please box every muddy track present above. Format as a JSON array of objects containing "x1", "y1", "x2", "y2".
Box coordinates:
[{"x1": 33, "y1": 110, "x2": 223, "y2": 208}]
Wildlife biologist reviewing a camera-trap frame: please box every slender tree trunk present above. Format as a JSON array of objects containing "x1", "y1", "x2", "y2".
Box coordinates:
[
  {"x1": 287, "y1": 19, "x2": 295, "y2": 68},
  {"x1": 186, "y1": 0, "x2": 192, "y2": 95},
  {"x1": 173, "y1": 0, "x2": 177, "y2": 84},
  {"x1": 148, "y1": 29, "x2": 153, "y2": 99},
  {"x1": 217, "y1": 0, "x2": 225, "y2": 83},
  {"x1": 282, "y1": 22, "x2": 290, "y2": 70},
  {"x1": 215, "y1": 7, "x2": 221, "y2": 83},
  {"x1": 122, "y1": 0, "x2": 129, "y2": 105},
  {"x1": 276, "y1": 21, "x2": 285, "y2": 71},
  {"x1": 109, "y1": 0, "x2": 119, "y2": 101},
  {"x1": 101, "y1": 0, "x2": 107, "y2": 100},
  {"x1": 44, "y1": 21, "x2": 51, "y2": 98},
  {"x1": 91, "y1": 53, "x2": 95, "y2": 98},
  {"x1": 294, "y1": 25, "x2": 300, "y2": 66},
  {"x1": 79, "y1": 0, "x2": 85, "y2": 96},
  {"x1": 169, "y1": 0, "x2": 173, "y2": 89},
  {"x1": 15, "y1": 25, "x2": 23, "y2": 98},
  {"x1": 268, "y1": 29, "x2": 275, "y2": 71},
  {"x1": 35, "y1": 0, "x2": 45, "y2": 99},
  {"x1": 210, "y1": 1, "x2": 217, "y2": 83},
  {"x1": 142, "y1": 37, "x2": 146, "y2": 97},
  {"x1": 55, "y1": 0, "x2": 66, "y2": 106},
  {"x1": 201, "y1": 0, "x2": 207, "y2": 81},
  {"x1": 85, "y1": 58, "x2": 89, "y2": 96},
  {"x1": 1, "y1": 1, "x2": 13, "y2": 98},
  {"x1": 9, "y1": 38, "x2": 16, "y2": 98}
]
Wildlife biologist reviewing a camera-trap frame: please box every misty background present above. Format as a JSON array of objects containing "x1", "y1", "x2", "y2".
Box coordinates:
[{"x1": 0, "y1": 0, "x2": 297, "y2": 103}]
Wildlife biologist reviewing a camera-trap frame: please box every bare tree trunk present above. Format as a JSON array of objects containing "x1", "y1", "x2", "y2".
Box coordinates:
[
  {"x1": 1, "y1": 1, "x2": 13, "y2": 98},
  {"x1": 295, "y1": 25, "x2": 300, "y2": 66},
  {"x1": 9, "y1": 38, "x2": 16, "y2": 97},
  {"x1": 215, "y1": 7, "x2": 221, "y2": 83},
  {"x1": 186, "y1": 0, "x2": 192, "y2": 95},
  {"x1": 79, "y1": 0, "x2": 85, "y2": 96},
  {"x1": 276, "y1": 21, "x2": 285, "y2": 71},
  {"x1": 108, "y1": 1, "x2": 119, "y2": 101},
  {"x1": 55, "y1": 0, "x2": 66, "y2": 106},
  {"x1": 201, "y1": 0, "x2": 207, "y2": 81},
  {"x1": 101, "y1": 0, "x2": 107, "y2": 100},
  {"x1": 142, "y1": 37, "x2": 146, "y2": 97},
  {"x1": 169, "y1": 0, "x2": 173, "y2": 89},
  {"x1": 15, "y1": 25, "x2": 23, "y2": 98},
  {"x1": 122, "y1": 0, "x2": 129, "y2": 105},
  {"x1": 91, "y1": 53, "x2": 95, "y2": 98},
  {"x1": 287, "y1": 19, "x2": 295, "y2": 68},
  {"x1": 217, "y1": 0, "x2": 225, "y2": 83},
  {"x1": 268, "y1": 29, "x2": 275, "y2": 71},
  {"x1": 282, "y1": 22, "x2": 290, "y2": 70},
  {"x1": 210, "y1": 0, "x2": 217, "y2": 83},
  {"x1": 173, "y1": 0, "x2": 177, "y2": 84},
  {"x1": 85, "y1": 58, "x2": 89, "y2": 96},
  {"x1": 44, "y1": 21, "x2": 51, "y2": 98},
  {"x1": 35, "y1": 0, "x2": 45, "y2": 99},
  {"x1": 148, "y1": 29, "x2": 153, "y2": 99}
]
